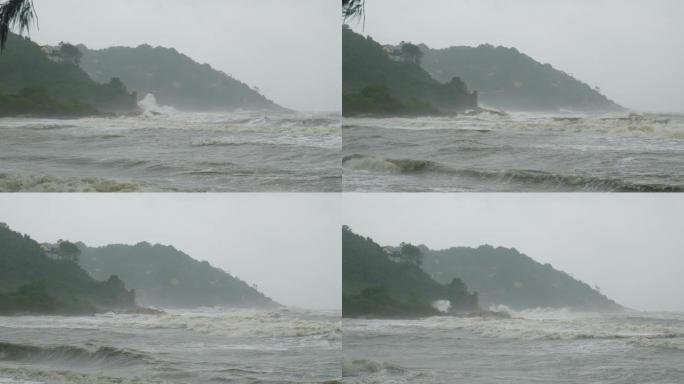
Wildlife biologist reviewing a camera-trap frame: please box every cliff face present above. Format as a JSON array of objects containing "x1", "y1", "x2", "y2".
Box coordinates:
[{"x1": 342, "y1": 26, "x2": 477, "y2": 116}]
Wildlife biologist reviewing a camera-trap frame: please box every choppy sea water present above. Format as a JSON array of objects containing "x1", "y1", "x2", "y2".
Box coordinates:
[
  {"x1": 343, "y1": 308, "x2": 684, "y2": 383},
  {"x1": 0, "y1": 308, "x2": 341, "y2": 383},
  {"x1": 343, "y1": 112, "x2": 684, "y2": 192},
  {"x1": 0, "y1": 104, "x2": 341, "y2": 192}
]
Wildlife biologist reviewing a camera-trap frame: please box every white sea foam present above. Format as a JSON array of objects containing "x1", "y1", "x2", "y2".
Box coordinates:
[
  {"x1": 0, "y1": 367, "x2": 160, "y2": 384},
  {"x1": 346, "y1": 309, "x2": 684, "y2": 343},
  {"x1": 0, "y1": 172, "x2": 146, "y2": 192},
  {"x1": 432, "y1": 300, "x2": 451, "y2": 313},
  {"x1": 0, "y1": 309, "x2": 341, "y2": 340},
  {"x1": 0, "y1": 110, "x2": 341, "y2": 192},
  {"x1": 137, "y1": 94, "x2": 177, "y2": 117},
  {"x1": 345, "y1": 112, "x2": 684, "y2": 140}
]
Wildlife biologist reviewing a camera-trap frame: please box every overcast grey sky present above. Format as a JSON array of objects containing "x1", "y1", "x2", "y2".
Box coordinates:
[
  {"x1": 351, "y1": 0, "x2": 684, "y2": 113},
  {"x1": 344, "y1": 194, "x2": 684, "y2": 312},
  {"x1": 0, "y1": 194, "x2": 341, "y2": 311},
  {"x1": 29, "y1": 0, "x2": 340, "y2": 112}
]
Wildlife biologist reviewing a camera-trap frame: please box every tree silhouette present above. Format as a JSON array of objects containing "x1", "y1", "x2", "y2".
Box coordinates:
[
  {"x1": 399, "y1": 242, "x2": 423, "y2": 266},
  {"x1": 58, "y1": 42, "x2": 82, "y2": 64},
  {"x1": 400, "y1": 42, "x2": 423, "y2": 65},
  {"x1": 57, "y1": 240, "x2": 81, "y2": 264},
  {"x1": 0, "y1": 0, "x2": 36, "y2": 52}
]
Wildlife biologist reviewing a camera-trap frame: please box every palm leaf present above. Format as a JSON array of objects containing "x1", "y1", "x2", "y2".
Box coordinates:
[
  {"x1": 0, "y1": 0, "x2": 37, "y2": 52},
  {"x1": 342, "y1": 0, "x2": 364, "y2": 24}
]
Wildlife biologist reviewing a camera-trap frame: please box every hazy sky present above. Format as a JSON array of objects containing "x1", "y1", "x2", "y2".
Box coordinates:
[
  {"x1": 351, "y1": 0, "x2": 684, "y2": 113},
  {"x1": 29, "y1": 0, "x2": 341, "y2": 112},
  {"x1": 344, "y1": 194, "x2": 684, "y2": 312},
  {"x1": 0, "y1": 194, "x2": 341, "y2": 311}
]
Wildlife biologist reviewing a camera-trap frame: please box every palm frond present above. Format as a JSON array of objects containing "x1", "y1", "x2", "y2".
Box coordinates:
[
  {"x1": 342, "y1": 0, "x2": 365, "y2": 25},
  {"x1": 0, "y1": 0, "x2": 37, "y2": 51}
]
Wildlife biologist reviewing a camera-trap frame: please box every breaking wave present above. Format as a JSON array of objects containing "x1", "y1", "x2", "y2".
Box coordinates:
[
  {"x1": 0, "y1": 367, "x2": 159, "y2": 384},
  {"x1": 342, "y1": 155, "x2": 683, "y2": 191},
  {"x1": 345, "y1": 112, "x2": 684, "y2": 140},
  {"x1": 355, "y1": 308, "x2": 684, "y2": 347},
  {"x1": 455, "y1": 168, "x2": 684, "y2": 192},
  {"x1": 137, "y1": 93, "x2": 177, "y2": 117},
  {"x1": 0, "y1": 342, "x2": 149, "y2": 367},
  {"x1": 342, "y1": 155, "x2": 434, "y2": 173},
  {"x1": 0, "y1": 172, "x2": 146, "y2": 192},
  {"x1": 64, "y1": 309, "x2": 343, "y2": 340},
  {"x1": 342, "y1": 357, "x2": 408, "y2": 377}
]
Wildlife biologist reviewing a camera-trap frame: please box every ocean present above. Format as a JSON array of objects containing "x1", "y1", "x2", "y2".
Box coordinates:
[
  {"x1": 343, "y1": 112, "x2": 684, "y2": 192},
  {"x1": 0, "y1": 308, "x2": 341, "y2": 383},
  {"x1": 343, "y1": 308, "x2": 684, "y2": 383},
  {"x1": 0, "y1": 102, "x2": 341, "y2": 192}
]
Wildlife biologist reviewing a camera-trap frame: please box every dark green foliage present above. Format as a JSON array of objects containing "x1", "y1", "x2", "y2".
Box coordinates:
[
  {"x1": 395, "y1": 242, "x2": 423, "y2": 266},
  {"x1": 421, "y1": 245, "x2": 622, "y2": 310},
  {"x1": 79, "y1": 44, "x2": 281, "y2": 111},
  {"x1": 57, "y1": 241, "x2": 81, "y2": 264},
  {"x1": 78, "y1": 242, "x2": 278, "y2": 309},
  {"x1": 342, "y1": 226, "x2": 478, "y2": 318},
  {"x1": 57, "y1": 42, "x2": 82, "y2": 65},
  {"x1": 0, "y1": 0, "x2": 35, "y2": 51},
  {"x1": 0, "y1": 224, "x2": 136, "y2": 315},
  {"x1": 400, "y1": 42, "x2": 423, "y2": 65},
  {"x1": 0, "y1": 282, "x2": 56, "y2": 314},
  {"x1": 343, "y1": 286, "x2": 438, "y2": 318},
  {"x1": 342, "y1": 26, "x2": 477, "y2": 116},
  {"x1": 0, "y1": 86, "x2": 98, "y2": 117},
  {"x1": 422, "y1": 44, "x2": 624, "y2": 112},
  {"x1": 342, "y1": 85, "x2": 438, "y2": 116},
  {"x1": 0, "y1": 33, "x2": 138, "y2": 114}
]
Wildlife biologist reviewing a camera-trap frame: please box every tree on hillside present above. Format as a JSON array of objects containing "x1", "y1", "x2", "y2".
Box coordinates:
[
  {"x1": 401, "y1": 42, "x2": 423, "y2": 65},
  {"x1": 398, "y1": 242, "x2": 423, "y2": 266},
  {"x1": 57, "y1": 240, "x2": 81, "y2": 264},
  {"x1": 0, "y1": 0, "x2": 36, "y2": 52},
  {"x1": 58, "y1": 42, "x2": 82, "y2": 65}
]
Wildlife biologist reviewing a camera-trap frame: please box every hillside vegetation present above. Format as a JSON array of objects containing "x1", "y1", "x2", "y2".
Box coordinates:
[
  {"x1": 78, "y1": 242, "x2": 277, "y2": 309},
  {"x1": 342, "y1": 226, "x2": 478, "y2": 318},
  {"x1": 342, "y1": 26, "x2": 477, "y2": 116},
  {"x1": 79, "y1": 44, "x2": 282, "y2": 111},
  {"x1": 0, "y1": 33, "x2": 138, "y2": 116},
  {"x1": 0, "y1": 223, "x2": 136, "y2": 315},
  {"x1": 422, "y1": 245, "x2": 622, "y2": 311},
  {"x1": 422, "y1": 44, "x2": 624, "y2": 112}
]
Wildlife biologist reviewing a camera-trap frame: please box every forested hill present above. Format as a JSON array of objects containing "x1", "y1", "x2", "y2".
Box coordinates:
[
  {"x1": 79, "y1": 44, "x2": 282, "y2": 111},
  {"x1": 0, "y1": 223, "x2": 136, "y2": 315},
  {"x1": 421, "y1": 245, "x2": 622, "y2": 311},
  {"x1": 342, "y1": 226, "x2": 478, "y2": 318},
  {"x1": 78, "y1": 242, "x2": 278, "y2": 309},
  {"x1": 421, "y1": 44, "x2": 624, "y2": 112},
  {"x1": 342, "y1": 26, "x2": 477, "y2": 116},
  {"x1": 0, "y1": 33, "x2": 138, "y2": 116}
]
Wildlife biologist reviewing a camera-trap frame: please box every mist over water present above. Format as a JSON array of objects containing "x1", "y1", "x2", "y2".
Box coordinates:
[
  {"x1": 0, "y1": 101, "x2": 341, "y2": 192},
  {"x1": 0, "y1": 308, "x2": 341, "y2": 383},
  {"x1": 343, "y1": 308, "x2": 684, "y2": 383},
  {"x1": 343, "y1": 112, "x2": 684, "y2": 192}
]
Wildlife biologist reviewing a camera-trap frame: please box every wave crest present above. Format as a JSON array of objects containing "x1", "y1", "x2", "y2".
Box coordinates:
[
  {"x1": 343, "y1": 154, "x2": 434, "y2": 173},
  {"x1": 0, "y1": 342, "x2": 149, "y2": 367},
  {"x1": 0, "y1": 172, "x2": 145, "y2": 192}
]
